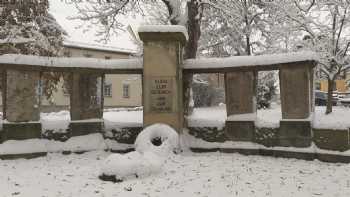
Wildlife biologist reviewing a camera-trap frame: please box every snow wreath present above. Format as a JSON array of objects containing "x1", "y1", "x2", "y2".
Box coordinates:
[
  {"x1": 135, "y1": 123, "x2": 180, "y2": 156},
  {"x1": 99, "y1": 123, "x2": 179, "y2": 182}
]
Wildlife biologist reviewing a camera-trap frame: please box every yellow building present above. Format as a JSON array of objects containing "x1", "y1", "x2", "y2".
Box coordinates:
[
  {"x1": 40, "y1": 41, "x2": 142, "y2": 111},
  {"x1": 317, "y1": 71, "x2": 350, "y2": 93}
]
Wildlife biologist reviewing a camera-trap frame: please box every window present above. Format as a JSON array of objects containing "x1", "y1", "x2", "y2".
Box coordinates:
[
  {"x1": 105, "y1": 56, "x2": 111, "y2": 60},
  {"x1": 37, "y1": 79, "x2": 44, "y2": 97},
  {"x1": 123, "y1": 84, "x2": 130, "y2": 98},
  {"x1": 104, "y1": 84, "x2": 112, "y2": 97}
]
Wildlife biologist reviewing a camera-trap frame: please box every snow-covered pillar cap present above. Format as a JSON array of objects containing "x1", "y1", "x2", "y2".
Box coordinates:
[{"x1": 138, "y1": 25, "x2": 188, "y2": 45}]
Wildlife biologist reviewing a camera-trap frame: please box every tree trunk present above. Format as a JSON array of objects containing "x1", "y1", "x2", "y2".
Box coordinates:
[
  {"x1": 183, "y1": 0, "x2": 201, "y2": 117},
  {"x1": 185, "y1": 0, "x2": 201, "y2": 59},
  {"x1": 326, "y1": 78, "x2": 334, "y2": 114}
]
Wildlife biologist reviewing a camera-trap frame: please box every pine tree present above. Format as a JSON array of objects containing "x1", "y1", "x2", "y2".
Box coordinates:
[{"x1": 0, "y1": 0, "x2": 67, "y2": 99}]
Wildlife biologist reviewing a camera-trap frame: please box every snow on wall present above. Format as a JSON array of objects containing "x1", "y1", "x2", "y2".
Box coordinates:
[
  {"x1": 0, "y1": 54, "x2": 143, "y2": 70},
  {"x1": 184, "y1": 51, "x2": 318, "y2": 70},
  {"x1": 138, "y1": 25, "x2": 189, "y2": 40}
]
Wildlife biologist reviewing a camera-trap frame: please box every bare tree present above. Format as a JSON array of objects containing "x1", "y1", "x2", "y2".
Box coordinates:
[
  {"x1": 0, "y1": 0, "x2": 67, "y2": 99},
  {"x1": 270, "y1": 0, "x2": 350, "y2": 114}
]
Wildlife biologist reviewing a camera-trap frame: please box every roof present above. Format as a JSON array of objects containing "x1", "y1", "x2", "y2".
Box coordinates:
[{"x1": 62, "y1": 40, "x2": 138, "y2": 55}]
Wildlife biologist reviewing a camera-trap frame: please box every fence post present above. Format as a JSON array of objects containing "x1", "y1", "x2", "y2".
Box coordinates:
[
  {"x1": 139, "y1": 26, "x2": 187, "y2": 133},
  {"x1": 225, "y1": 71, "x2": 257, "y2": 141},
  {"x1": 279, "y1": 63, "x2": 314, "y2": 147},
  {"x1": 1, "y1": 69, "x2": 41, "y2": 141},
  {"x1": 69, "y1": 72, "x2": 104, "y2": 136}
]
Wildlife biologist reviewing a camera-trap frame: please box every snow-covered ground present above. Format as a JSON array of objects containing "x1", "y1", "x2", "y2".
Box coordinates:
[
  {"x1": 188, "y1": 104, "x2": 350, "y2": 129},
  {"x1": 1, "y1": 150, "x2": 349, "y2": 197}
]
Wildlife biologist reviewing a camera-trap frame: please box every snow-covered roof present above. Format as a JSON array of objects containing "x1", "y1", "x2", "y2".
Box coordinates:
[
  {"x1": 138, "y1": 25, "x2": 189, "y2": 41},
  {"x1": 63, "y1": 40, "x2": 138, "y2": 54},
  {"x1": 0, "y1": 54, "x2": 143, "y2": 74},
  {"x1": 184, "y1": 51, "x2": 318, "y2": 73}
]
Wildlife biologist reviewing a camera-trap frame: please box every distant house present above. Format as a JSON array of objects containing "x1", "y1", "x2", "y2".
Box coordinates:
[
  {"x1": 40, "y1": 41, "x2": 142, "y2": 111},
  {"x1": 316, "y1": 71, "x2": 350, "y2": 94}
]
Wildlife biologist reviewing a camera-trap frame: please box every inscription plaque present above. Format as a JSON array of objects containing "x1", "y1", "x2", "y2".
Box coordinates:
[{"x1": 150, "y1": 77, "x2": 173, "y2": 113}]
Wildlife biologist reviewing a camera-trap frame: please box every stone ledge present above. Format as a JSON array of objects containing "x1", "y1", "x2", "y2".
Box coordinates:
[
  {"x1": 68, "y1": 121, "x2": 104, "y2": 137},
  {"x1": 0, "y1": 152, "x2": 47, "y2": 160},
  {"x1": 278, "y1": 120, "x2": 311, "y2": 147},
  {"x1": 313, "y1": 128, "x2": 349, "y2": 151},
  {"x1": 190, "y1": 147, "x2": 350, "y2": 163},
  {"x1": 1, "y1": 122, "x2": 42, "y2": 141},
  {"x1": 225, "y1": 120, "x2": 255, "y2": 141}
]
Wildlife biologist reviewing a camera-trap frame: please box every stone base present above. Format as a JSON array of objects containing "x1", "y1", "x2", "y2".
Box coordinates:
[
  {"x1": 313, "y1": 128, "x2": 350, "y2": 151},
  {"x1": 278, "y1": 120, "x2": 311, "y2": 147},
  {"x1": 1, "y1": 122, "x2": 42, "y2": 141},
  {"x1": 0, "y1": 152, "x2": 47, "y2": 160},
  {"x1": 68, "y1": 121, "x2": 104, "y2": 137},
  {"x1": 225, "y1": 121, "x2": 255, "y2": 141}
]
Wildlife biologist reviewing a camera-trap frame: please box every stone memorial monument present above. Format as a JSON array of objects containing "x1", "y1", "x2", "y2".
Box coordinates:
[{"x1": 138, "y1": 26, "x2": 188, "y2": 133}]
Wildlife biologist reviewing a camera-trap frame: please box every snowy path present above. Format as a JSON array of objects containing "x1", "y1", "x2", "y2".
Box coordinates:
[{"x1": 1, "y1": 151, "x2": 349, "y2": 197}]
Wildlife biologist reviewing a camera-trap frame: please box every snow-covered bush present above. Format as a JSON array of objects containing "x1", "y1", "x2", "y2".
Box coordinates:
[
  {"x1": 192, "y1": 74, "x2": 225, "y2": 107},
  {"x1": 257, "y1": 71, "x2": 277, "y2": 109},
  {"x1": 135, "y1": 124, "x2": 179, "y2": 157}
]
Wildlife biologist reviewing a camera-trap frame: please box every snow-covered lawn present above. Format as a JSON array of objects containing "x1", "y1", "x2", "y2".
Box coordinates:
[
  {"x1": 188, "y1": 104, "x2": 350, "y2": 129},
  {"x1": 36, "y1": 105, "x2": 350, "y2": 133},
  {"x1": 0, "y1": 150, "x2": 349, "y2": 197}
]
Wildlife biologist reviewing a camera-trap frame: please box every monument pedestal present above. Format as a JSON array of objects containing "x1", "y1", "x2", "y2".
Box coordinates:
[{"x1": 139, "y1": 26, "x2": 187, "y2": 132}]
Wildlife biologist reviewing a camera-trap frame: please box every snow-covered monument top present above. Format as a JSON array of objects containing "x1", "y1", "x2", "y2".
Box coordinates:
[
  {"x1": 0, "y1": 25, "x2": 317, "y2": 143},
  {"x1": 138, "y1": 25, "x2": 189, "y2": 41}
]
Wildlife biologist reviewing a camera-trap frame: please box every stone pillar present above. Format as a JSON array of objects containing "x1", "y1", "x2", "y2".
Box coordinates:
[
  {"x1": 139, "y1": 26, "x2": 187, "y2": 132},
  {"x1": 1, "y1": 69, "x2": 41, "y2": 141},
  {"x1": 225, "y1": 71, "x2": 257, "y2": 141},
  {"x1": 278, "y1": 63, "x2": 314, "y2": 147},
  {"x1": 69, "y1": 73, "x2": 104, "y2": 136}
]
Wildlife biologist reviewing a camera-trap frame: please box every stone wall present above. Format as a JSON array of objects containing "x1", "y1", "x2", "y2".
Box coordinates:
[{"x1": 187, "y1": 126, "x2": 350, "y2": 152}]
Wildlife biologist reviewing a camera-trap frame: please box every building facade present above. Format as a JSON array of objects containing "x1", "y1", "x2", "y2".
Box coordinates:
[
  {"x1": 40, "y1": 41, "x2": 142, "y2": 111},
  {"x1": 317, "y1": 72, "x2": 350, "y2": 94}
]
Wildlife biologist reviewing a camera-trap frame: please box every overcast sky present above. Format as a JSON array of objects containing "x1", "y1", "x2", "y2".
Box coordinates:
[{"x1": 49, "y1": 0, "x2": 142, "y2": 50}]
